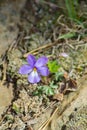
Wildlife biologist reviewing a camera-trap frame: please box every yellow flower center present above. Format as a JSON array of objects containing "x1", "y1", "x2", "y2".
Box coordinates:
[{"x1": 33, "y1": 67, "x2": 37, "y2": 72}]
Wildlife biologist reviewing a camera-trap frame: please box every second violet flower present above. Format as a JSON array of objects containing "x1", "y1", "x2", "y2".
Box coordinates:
[{"x1": 19, "y1": 54, "x2": 49, "y2": 83}]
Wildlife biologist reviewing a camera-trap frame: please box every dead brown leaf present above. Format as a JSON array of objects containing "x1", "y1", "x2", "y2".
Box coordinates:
[
  {"x1": 68, "y1": 79, "x2": 77, "y2": 89},
  {"x1": 53, "y1": 93, "x2": 63, "y2": 101}
]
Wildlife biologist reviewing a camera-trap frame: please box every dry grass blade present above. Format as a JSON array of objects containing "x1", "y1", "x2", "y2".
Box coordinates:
[
  {"x1": 23, "y1": 39, "x2": 62, "y2": 57},
  {"x1": 38, "y1": 107, "x2": 58, "y2": 130}
]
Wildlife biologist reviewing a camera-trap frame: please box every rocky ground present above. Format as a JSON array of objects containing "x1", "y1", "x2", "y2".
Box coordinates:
[{"x1": 0, "y1": 1, "x2": 87, "y2": 130}]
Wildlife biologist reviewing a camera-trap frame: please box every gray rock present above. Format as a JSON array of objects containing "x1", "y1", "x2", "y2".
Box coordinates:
[{"x1": 0, "y1": 0, "x2": 26, "y2": 57}]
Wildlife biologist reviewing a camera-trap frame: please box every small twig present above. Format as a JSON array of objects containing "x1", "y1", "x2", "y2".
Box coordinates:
[
  {"x1": 35, "y1": 0, "x2": 65, "y2": 10},
  {"x1": 0, "y1": 61, "x2": 7, "y2": 86},
  {"x1": 65, "y1": 39, "x2": 75, "y2": 50},
  {"x1": 57, "y1": 15, "x2": 68, "y2": 28},
  {"x1": 23, "y1": 39, "x2": 62, "y2": 57},
  {"x1": 8, "y1": 32, "x2": 24, "y2": 52}
]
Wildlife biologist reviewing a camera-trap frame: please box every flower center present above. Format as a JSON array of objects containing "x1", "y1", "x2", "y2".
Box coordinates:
[{"x1": 33, "y1": 67, "x2": 37, "y2": 72}]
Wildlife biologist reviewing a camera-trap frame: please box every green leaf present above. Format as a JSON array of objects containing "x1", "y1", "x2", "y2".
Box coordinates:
[
  {"x1": 45, "y1": 87, "x2": 54, "y2": 96},
  {"x1": 48, "y1": 89, "x2": 54, "y2": 96},
  {"x1": 48, "y1": 60, "x2": 60, "y2": 73},
  {"x1": 65, "y1": 0, "x2": 78, "y2": 20},
  {"x1": 59, "y1": 32, "x2": 76, "y2": 39},
  {"x1": 51, "y1": 85, "x2": 58, "y2": 89},
  {"x1": 55, "y1": 72, "x2": 64, "y2": 81},
  {"x1": 50, "y1": 81, "x2": 58, "y2": 88},
  {"x1": 33, "y1": 86, "x2": 44, "y2": 96},
  {"x1": 33, "y1": 82, "x2": 58, "y2": 96}
]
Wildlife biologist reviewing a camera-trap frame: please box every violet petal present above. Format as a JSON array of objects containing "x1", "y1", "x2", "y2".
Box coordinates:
[
  {"x1": 35, "y1": 56, "x2": 48, "y2": 67},
  {"x1": 27, "y1": 54, "x2": 36, "y2": 67},
  {"x1": 28, "y1": 71, "x2": 41, "y2": 83},
  {"x1": 19, "y1": 65, "x2": 32, "y2": 74},
  {"x1": 59, "y1": 52, "x2": 68, "y2": 57},
  {"x1": 37, "y1": 66, "x2": 49, "y2": 76}
]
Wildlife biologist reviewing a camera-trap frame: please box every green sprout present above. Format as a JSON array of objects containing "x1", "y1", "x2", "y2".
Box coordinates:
[
  {"x1": 12, "y1": 103, "x2": 20, "y2": 114},
  {"x1": 33, "y1": 81, "x2": 58, "y2": 96},
  {"x1": 47, "y1": 60, "x2": 60, "y2": 73}
]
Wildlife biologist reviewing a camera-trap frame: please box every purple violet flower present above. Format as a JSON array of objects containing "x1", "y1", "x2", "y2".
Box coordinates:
[{"x1": 19, "y1": 54, "x2": 49, "y2": 83}]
